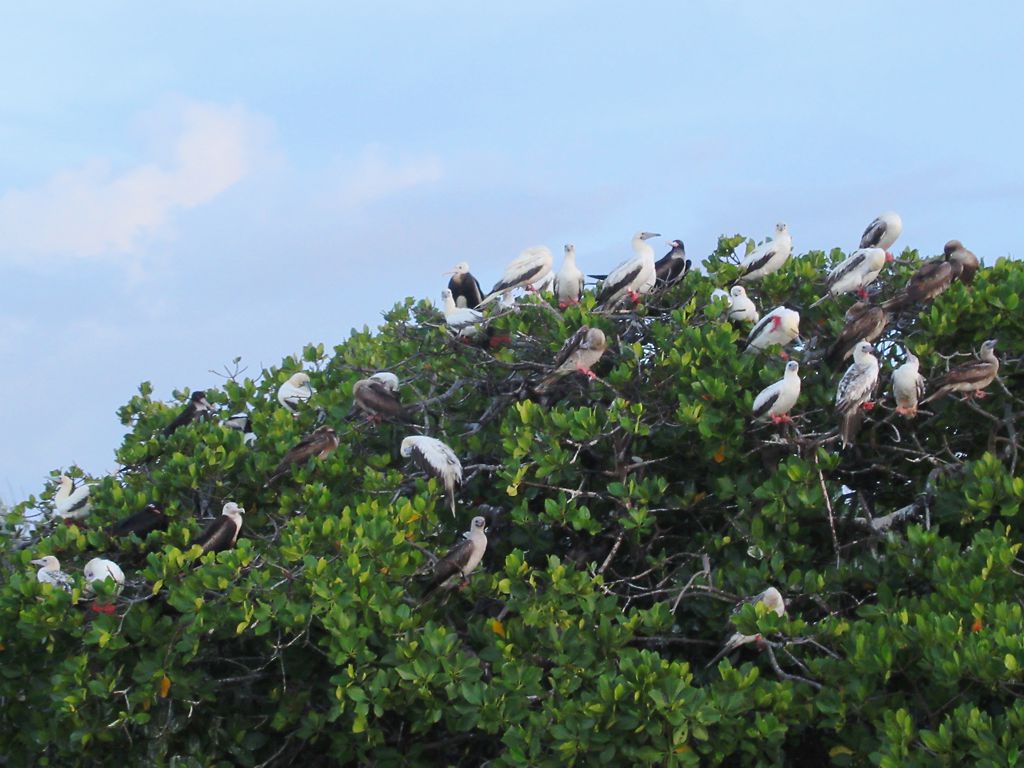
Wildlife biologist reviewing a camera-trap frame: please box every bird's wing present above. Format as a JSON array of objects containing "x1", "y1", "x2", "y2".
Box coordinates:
[
  {"x1": 422, "y1": 537, "x2": 476, "y2": 593},
  {"x1": 836, "y1": 364, "x2": 878, "y2": 413},
  {"x1": 827, "y1": 251, "x2": 866, "y2": 289},
  {"x1": 940, "y1": 360, "x2": 997, "y2": 389},
  {"x1": 751, "y1": 382, "x2": 781, "y2": 419},
  {"x1": 595, "y1": 259, "x2": 643, "y2": 304},
  {"x1": 827, "y1": 308, "x2": 886, "y2": 365},
  {"x1": 162, "y1": 403, "x2": 196, "y2": 436},
  {"x1": 193, "y1": 516, "x2": 236, "y2": 553},
  {"x1": 550, "y1": 326, "x2": 590, "y2": 370},
  {"x1": 739, "y1": 245, "x2": 776, "y2": 277},
  {"x1": 358, "y1": 380, "x2": 404, "y2": 417},
  {"x1": 109, "y1": 508, "x2": 167, "y2": 538},
  {"x1": 859, "y1": 218, "x2": 886, "y2": 249}
]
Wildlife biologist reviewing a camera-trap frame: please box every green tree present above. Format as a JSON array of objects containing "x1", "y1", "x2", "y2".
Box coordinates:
[{"x1": 1, "y1": 239, "x2": 1022, "y2": 766}]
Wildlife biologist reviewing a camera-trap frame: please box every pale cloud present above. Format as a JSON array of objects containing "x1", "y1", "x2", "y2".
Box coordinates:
[
  {"x1": 0, "y1": 101, "x2": 270, "y2": 263},
  {"x1": 334, "y1": 144, "x2": 443, "y2": 208}
]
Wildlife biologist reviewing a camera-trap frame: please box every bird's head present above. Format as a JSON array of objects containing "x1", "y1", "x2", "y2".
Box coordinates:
[
  {"x1": 400, "y1": 437, "x2": 416, "y2": 457},
  {"x1": 222, "y1": 502, "x2": 245, "y2": 520},
  {"x1": 760, "y1": 586, "x2": 786, "y2": 616},
  {"x1": 635, "y1": 231, "x2": 661, "y2": 241},
  {"x1": 729, "y1": 286, "x2": 746, "y2": 299},
  {"x1": 370, "y1": 372, "x2": 400, "y2": 392},
  {"x1": 190, "y1": 390, "x2": 210, "y2": 407},
  {"x1": 144, "y1": 502, "x2": 163, "y2": 514},
  {"x1": 981, "y1": 339, "x2": 998, "y2": 355},
  {"x1": 440, "y1": 288, "x2": 455, "y2": 303},
  {"x1": 56, "y1": 475, "x2": 73, "y2": 493},
  {"x1": 288, "y1": 372, "x2": 311, "y2": 388},
  {"x1": 584, "y1": 328, "x2": 607, "y2": 351},
  {"x1": 775, "y1": 223, "x2": 788, "y2": 234},
  {"x1": 854, "y1": 341, "x2": 875, "y2": 361},
  {"x1": 83, "y1": 557, "x2": 120, "y2": 585},
  {"x1": 943, "y1": 240, "x2": 963, "y2": 257},
  {"x1": 903, "y1": 347, "x2": 919, "y2": 365},
  {"x1": 785, "y1": 360, "x2": 799, "y2": 374},
  {"x1": 31, "y1": 555, "x2": 60, "y2": 571},
  {"x1": 470, "y1": 516, "x2": 487, "y2": 533},
  {"x1": 443, "y1": 262, "x2": 470, "y2": 276}
]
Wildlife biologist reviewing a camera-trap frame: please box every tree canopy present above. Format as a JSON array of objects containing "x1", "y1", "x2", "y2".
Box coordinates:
[{"x1": 2, "y1": 236, "x2": 1023, "y2": 767}]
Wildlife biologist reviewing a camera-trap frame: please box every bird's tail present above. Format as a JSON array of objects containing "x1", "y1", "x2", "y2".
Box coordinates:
[
  {"x1": 881, "y1": 293, "x2": 911, "y2": 313},
  {"x1": 840, "y1": 410, "x2": 864, "y2": 448},
  {"x1": 809, "y1": 294, "x2": 830, "y2": 309}
]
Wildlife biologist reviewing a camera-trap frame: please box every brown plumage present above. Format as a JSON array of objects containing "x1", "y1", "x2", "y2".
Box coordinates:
[
  {"x1": 883, "y1": 257, "x2": 962, "y2": 312},
  {"x1": 944, "y1": 240, "x2": 980, "y2": 286},
  {"x1": 921, "y1": 340, "x2": 999, "y2": 404},
  {"x1": 826, "y1": 303, "x2": 888, "y2": 366},
  {"x1": 352, "y1": 378, "x2": 404, "y2": 421},
  {"x1": 266, "y1": 426, "x2": 340, "y2": 485},
  {"x1": 537, "y1": 326, "x2": 608, "y2": 392}
]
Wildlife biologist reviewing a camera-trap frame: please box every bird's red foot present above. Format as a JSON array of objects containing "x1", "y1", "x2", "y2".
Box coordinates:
[
  {"x1": 770, "y1": 413, "x2": 792, "y2": 424},
  {"x1": 488, "y1": 334, "x2": 511, "y2": 349},
  {"x1": 628, "y1": 289, "x2": 641, "y2": 304},
  {"x1": 778, "y1": 351, "x2": 789, "y2": 361},
  {"x1": 862, "y1": 401, "x2": 876, "y2": 411},
  {"x1": 525, "y1": 284, "x2": 538, "y2": 293},
  {"x1": 90, "y1": 603, "x2": 116, "y2": 615},
  {"x1": 856, "y1": 288, "x2": 869, "y2": 300},
  {"x1": 558, "y1": 301, "x2": 568, "y2": 309},
  {"x1": 885, "y1": 251, "x2": 895, "y2": 263},
  {"x1": 576, "y1": 366, "x2": 598, "y2": 380},
  {"x1": 974, "y1": 390, "x2": 988, "y2": 399}
]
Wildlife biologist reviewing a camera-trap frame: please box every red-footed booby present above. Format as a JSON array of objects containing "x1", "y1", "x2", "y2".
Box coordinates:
[
  {"x1": 401, "y1": 435, "x2": 463, "y2": 517},
  {"x1": 705, "y1": 586, "x2": 786, "y2": 668},
  {"x1": 109, "y1": 502, "x2": 168, "y2": 539},
  {"x1": 921, "y1": 339, "x2": 999, "y2": 403},
  {"x1": 353, "y1": 373, "x2": 405, "y2": 422},
  {"x1": 420, "y1": 515, "x2": 488, "y2": 596},
  {"x1": 278, "y1": 373, "x2": 315, "y2": 415},
  {"x1": 826, "y1": 302, "x2": 888, "y2": 366},
  {"x1": 655, "y1": 240, "x2": 690, "y2": 287},
  {"x1": 859, "y1": 212, "x2": 903, "y2": 251},
  {"x1": 883, "y1": 257, "x2": 962, "y2": 312},
  {"x1": 746, "y1": 306, "x2": 800, "y2": 353},
  {"x1": 32, "y1": 556, "x2": 73, "y2": 591},
  {"x1": 813, "y1": 247, "x2": 891, "y2": 306},
  {"x1": 537, "y1": 326, "x2": 608, "y2": 391},
  {"x1": 193, "y1": 502, "x2": 245, "y2": 554},
  {"x1": 892, "y1": 348, "x2": 925, "y2": 417},
  {"x1": 738, "y1": 223, "x2": 791, "y2": 282},
  {"x1": 54, "y1": 475, "x2": 91, "y2": 522},
  {"x1": 83, "y1": 557, "x2": 125, "y2": 597},
  {"x1": 835, "y1": 341, "x2": 880, "y2": 447},
  {"x1": 267, "y1": 425, "x2": 340, "y2": 485},
  {"x1": 944, "y1": 240, "x2": 980, "y2": 286},
  {"x1": 595, "y1": 231, "x2": 660, "y2": 307},
  {"x1": 444, "y1": 262, "x2": 485, "y2": 309},
  {"x1": 163, "y1": 391, "x2": 213, "y2": 437},
  {"x1": 480, "y1": 246, "x2": 554, "y2": 305},
  {"x1": 554, "y1": 244, "x2": 584, "y2": 309},
  {"x1": 752, "y1": 361, "x2": 801, "y2": 424},
  {"x1": 727, "y1": 286, "x2": 759, "y2": 323},
  {"x1": 440, "y1": 288, "x2": 485, "y2": 336}
]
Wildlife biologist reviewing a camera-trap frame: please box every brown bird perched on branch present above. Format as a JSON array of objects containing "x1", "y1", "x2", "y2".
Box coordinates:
[
  {"x1": 266, "y1": 426, "x2": 340, "y2": 485},
  {"x1": 352, "y1": 372, "x2": 405, "y2": 423},
  {"x1": 826, "y1": 302, "x2": 888, "y2": 366},
  {"x1": 943, "y1": 240, "x2": 980, "y2": 286},
  {"x1": 921, "y1": 340, "x2": 999, "y2": 404}
]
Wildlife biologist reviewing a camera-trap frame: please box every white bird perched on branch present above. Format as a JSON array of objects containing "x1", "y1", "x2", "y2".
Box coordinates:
[
  {"x1": 554, "y1": 244, "x2": 584, "y2": 309},
  {"x1": 480, "y1": 246, "x2": 553, "y2": 306},
  {"x1": 859, "y1": 212, "x2": 902, "y2": 251},
  {"x1": 595, "y1": 231, "x2": 660, "y2": 307},
  {"x1": 419, "y1": 516, "x2": 488, "y2": 597},
  {"x1": 726, "y1": 286, "x2": 759, "y2": 323},
  {"x1": 812, "y1": 247, "x2": 892, "y2": 306},
  {"x1": 440, "y1": 288, "x2": 485, "y2": 336},
  {"x1": 835, "y1": 341, "x2": 880, "y2": 448},
  {"x1": 892, "y1": 349, "x2": 925, "y2": 417},
  {"x1": 54, "y1": 475, "x2": 91, "y2": 522},
  {"x1": 751, "y1": 361, "x2": 801, "y2": 424},
  {"x1": 401, "y1": 436, "x2": 463, "y2": 517},
  {"x1": 705, "y1": 586, "x2": 786, "y2": 668},
  {"x1": 83, "y1": 557, "x2": 125, "y2": 597},
  {"x1": 738, "y1": 223, "x2": 791, "y2": 282},
  {"x1": 746, "y1": 307, "x2": 800, "y2": 353},
  {"x1": 32, "y1": 556, "x2": 73, "y2": 591},
  {"x1": 278, "y1": 373, "x2": 315, "y2": 415}
]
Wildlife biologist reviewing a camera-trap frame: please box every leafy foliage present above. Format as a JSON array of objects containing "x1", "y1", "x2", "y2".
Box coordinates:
[{"x1": 1, "y1": 239, "x2": 1022, "y2": 766}]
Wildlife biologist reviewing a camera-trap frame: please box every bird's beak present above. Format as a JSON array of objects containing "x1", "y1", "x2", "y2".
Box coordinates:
[
  {"x1": 30, "y1": 559, "x2": 45, "y2": 566},
  {"x1": 442, "y1": 269, "x2": 456, "y2": 276}
]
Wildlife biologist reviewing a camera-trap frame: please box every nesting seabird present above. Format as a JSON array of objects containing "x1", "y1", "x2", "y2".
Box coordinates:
[
  {"x1": 835, "y1": 341, "x2": 880, "y2": 448},
  {"x1": 277, "y1": 373, "x2": 315, "y2": 415},
  {"x1": 554, "y1": 245, "x2": 585, "y2": 308},
  {"x1": 705, "y1": 586, "x2": 786, "y2": 668},
  {"x1": 267, "y1": 425, "x2": 340, "y2": 485},
  {"x1": 595, "y1": 231, "x2": 660, "y2": 307},
  {"x1": 192, "y1": 502, "x2": 245, "y2": 554},
  {"x1": 480, "y1": 246, "x2": 554, "y2": 305},
  {"x1": 859, "y1": 212, "x2": 903, "y2": 251},
  {"x1": 882, "y1": 256, "x2": 962, "y2": 312},
  {"x1": 108, "y1": 502, "x2": 168, "y2": 539},
  {"x1": 32, "y1": 556, "x2": 73, "y2": 591},
  {"x1": 223, "y1": 412, "x2": 257, "y2": 445},
  {"x1": 655, "y1": 240, "x2": 690, "y2": 287},
  {"x1": 727, "y1": 286, "x2": 760, "y2": 324},
  {"x1": 401, "y1": 436, "x2": 463, "y2": 517},
  {"x1": 825, "y1": 302, "x2": 888, "y2": 366},
  {"x1": 83, "y1": 557, "x2": 125, "y2": 597},
  {"x1": 54, "y1": 475, "x2": 91, "y2": 521},
  {"x1": 162, "y1": 390, "x2": 213, "y2": 437},
  {"x1": 751, "y1": 361, "x2": 801, "y2": 424},
  {"x1": 440, "y1": 288, "x2": 485, "y2": 336},
  {"x1": 444, "y1": 262, "x2": 485, "y2": 309},
  {"x1": 420, "y1": 516, "x2": 488, "y2": 596},
  {"x1": 738, "y1": 223, "x2": 792, "y2": 282},
  {"x1": 537, "y1": 326, "x2": 608, "y2": 391},
  {"x1": 745, "y1": 307, "x2": 800, "y2": 353},
  {"x1": 353, "y1": 372, "x2": 405, "y2": 422},
  {"x1": 892, "y1": 348, "x2": 925, "y2": 417},
  {"x1": 813, "y1": 247, "x2": 892, "y2": 306},
  {"x1": 943, "y1": 240, "x2": 980, "y2": 286},
  {"x1": 921, "y1": 339, "x2": 999, "y2": 404}
]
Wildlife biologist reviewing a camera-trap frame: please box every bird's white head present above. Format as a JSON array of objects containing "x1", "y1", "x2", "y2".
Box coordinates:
[
  {"x1": 444, "y1": 262, "x2": 471, "y2": 276},
  {"x1": 760, "y1": 586, "x2": 786, "y2": 616},
  {"x1": 853, "y1": 341, "x2": 875, "y2": 362},
  {"x1": 785, "y1": 360, "x2": 799, "y2": 375},
  {"x1": 903, "y1": 347, "x2": 919, "y2": 365},
  {"x1": 470, "y1": 516, "x2": 487, "y2": 533},
  {"x1": 981, "y1": 339, "x2": 998, "y2": 355},
  {"x1": 31, "y1": 555, "x2": 61, "y2": 571},
  {"x1": 370, "y1": 372, "x2": 400, "y2": 392},
  {"x1": 222, "y1": 502, "x2": 245, "y2": 521},
  {"x1": 564, "y1": 244, "x2": 575, "y2": 259},
  {"x1": 583, "y1": 328, "x2": 607, "y2": 351},
  {"x1": 400, "y1": 437, "x2": 416, "y2": 457},
  {"x1": 56, "y1": 475, "x2": 73, "y2": 493},
  {"x1": 288, "y1": 372, "x2": 311, "y2": 387},
  {"x1": 83, "y1": 557, "x2": 122, "y2": 585},
  {"x1": 729, "y1": 286, "x2": 746, "y2": 299},
  {"x1": 440, "y1": 288, "x2": 455, "y2": 305},
  {"x1": 775, "y1": 223, "x2": 788, "y2": 235}
]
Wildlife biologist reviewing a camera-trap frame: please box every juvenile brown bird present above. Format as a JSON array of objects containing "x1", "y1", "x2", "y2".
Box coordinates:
[{"x1": 267, "y1": 426, "x2": 340, "y2": 485}]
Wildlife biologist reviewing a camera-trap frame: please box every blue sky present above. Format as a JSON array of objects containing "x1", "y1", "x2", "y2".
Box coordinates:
[{"x1": 2, "y1": 2, "x2": 1022, "y2": 501}]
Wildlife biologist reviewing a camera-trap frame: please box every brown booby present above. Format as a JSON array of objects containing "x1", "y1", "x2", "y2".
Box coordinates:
[
  {"x1": 859, "y1": 212, "x2": 903, "y2": 251},
  {"x1": 267, "y1": 425, "x2": 340, "y2": 485},
  {"x1": 163, "y1": 390, "x2": 213, "y2": 437},
  {"x1": 192, "y1": 502, "x2": 245, "y2": 554},
  {"x1": 83, "y1": 557, "x2": 125, "y2": 596},
  {"x1": 705, "y1": 586, "x2": 786, "y2": 668},
  {"x1": 444, "y1": 262, "x2": 485, "y2": 309},
  {"x1": 554, "y1": 245, "x2": 585, "y2": 308},
  {"x1": 537, "y1": 326, "x2": 608, "y2": 391},
  {"x1": 882, "y1": 256, "x2": 962, "y2": 312},
  {"x1": 353, "y1": 373, "x2": 404, "y2": 422},
  {"x1": 278, "y1": 373, "x2": 315, "y2": 415},
  {"x1": 751, "y1": 361, "x2": 801, "y2": 424},
  {"x1": 32, "y1": 556, "x2": 73, "y2": 591},
  {"x1": 108, "y1": 502, "x2": 168, "y2": 539},
  {"x1": 813, "y1": 247, "x2": 892, "y2": 306},
  {"x1": 401, "y1": 435, "x2": 463, "y2": 517},
  {"x1": 943, "y1": 240, "x2": 980, "y2": 286},
  {"x1": 892, "y1": 348, "x2": 925, "y2": 417},
  {"x1": 420, "y1": 516, "x2": 488, "y2": 596},
  {"x1": 738, "y1": 223, "x2": 791, "y2": 282},
  {"x1": 54, "y1": 475, "x2": 91, "y2": 521},
  {"x1": 835, "y1": 341, "x2": 880, "y2": 447},
  {"x1": 826, "y1": 302, "x2": 888, "y2": 366},
  {"x1": 480, "y1": 246, "x2": 554, "y2": 306},
  {"x1": 746, "y1": 307, "x2": 800, "y2": 353},
  {"x1": 595, "y1": 231, "x2": 660, "y2": 307},
  {"x1": 921, "y1": 340, "x2": 999, "y2": 403}
]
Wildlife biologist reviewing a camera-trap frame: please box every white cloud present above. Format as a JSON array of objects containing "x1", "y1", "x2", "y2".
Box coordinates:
[
  {"x1": 334, "y1": 144, "x2": 443, "y2": 208},
  {"x1": 0, "y1": 101, "x2": 270, "y2": 263}
]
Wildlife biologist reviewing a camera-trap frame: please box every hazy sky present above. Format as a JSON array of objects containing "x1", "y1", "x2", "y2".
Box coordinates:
[{"x1": 2, "y1": 2, "x2": 1022, "y2": 501}]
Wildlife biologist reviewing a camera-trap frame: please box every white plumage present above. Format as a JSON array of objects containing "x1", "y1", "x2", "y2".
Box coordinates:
[
  {"x1": 746, "y1": 307, "x2": 800, "y2": 352},
  {"x1": 706, "y1": 586, "x2": 786, "y2": 667},
  {"x1": 835, "y1": 341, "x2": 880, "y2": 447},
  {"x1": 441, "y1": 288, "x2": 485, "y2": 335},
  {"x1": 727, "y1": 286, "x2": 760, "y2": 323},
  {"x1": 54, "y1": 475, "x2": 91, "y2": 521},
  {"x1": 892, "y1": 349, "x2": 925, "y2": 418},
  {"x1": 83, "y1": 557, "x2": 125, "y2": 597},
  {"x1": 277, "y1": 373, "x2": 315, "y2": 415},
  {"x1": 32, "y1": 556, "x2": 73, "y2": 591},
  {"x1": 738, "y1": 223, "x2": 792, "y2": 282},
  {"x1": 480, "y1": 246, "x2": 554, "y2": 305},
  {"x1": 595, "y1": 231, "x2": 660, "y2": 307},
  {"x1": 859, "y1": 212, "x2": 903, "y2": 251},
  {"x1": 401, "y1": 436, "x2": 464, "y2": 517},
  {"x1": 814, "y1": 247, "x2": 890, "y2": 305},
  {"x1": 751, "y1": 361, "x2": 801, "y2": 423},
  {"x1": 554, "y1": 244, "x2": 584, "y2": 308}
]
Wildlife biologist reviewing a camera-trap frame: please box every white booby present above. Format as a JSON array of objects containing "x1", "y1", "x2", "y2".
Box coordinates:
[
  {"x1": 267, "y1": 425, "x2": 340, "y2": 485},
  {"x1": 859, "y1": 212, "x2": 903, "y2": 251},
  {"x1": 943, "y1": 240, "x2": 980, "y2": 286},
  {"x1": 83, "y1": 557, "x2": 125, "y2": 597},
  {"x1": 826, "y1": 302, "x2": 888, "y2": 366},
  {"x1": 109, "y1": 502, "x2": 168, "y2": 539},
  {"x1": 655, "y1": 240, "x2": 690, "y2": 287},
  {"x1": 595, "y1": 231, "x2": 660, "y2": 307},
  {"x1": 705, "y1": 586, "x2": 786, "y2": 668},
  {"x1": 554, "y1": 245, "x2": 585, "y2": 309},
  {"x1": 32, "y1": 556, "x2": 73, "y2": 591},
  {"x1": 746, "y1": 307, "x2": 800, "y2": 353},
  {"x1": 353, "y1": 372, "x2": 405, "y2": 422},
  {"x1": 921, "y1": 339, "x2": 999, "y2": 404},
  {"x1": 480, "y1": 246, "x2": 554, "y2": 305},
  {"x1": 727, "y1": 286, "x2": 760, "y2": 324},
  {"x1": 444, "y1": 262, "x2": 485, "y2": 309},
  {"x1": 813, "y1": 247, "x2": 891, "y2": 305},
  {"x1": 440, "y1": 288, "x2": 485, "y2": 336},
  {"x1": 421, "y1": 515, "x2": 488, "y2": 596},
  {"x1": 193, "y1": 502, "x2": 245, "y2": 554},
  {"x1": 738, "y1": 223, "x2": 792, "y2": 282},
  {"x1": 537, "y1": 326, "x2": 608, "y2": 391},
  {"x1": 835, "y1": 341, "x2": 880, "y2": 447},
  {"x1": 163, "y1": 390, "x2": 213, "y2": 437},
  {"x1": 751, "y1": 361, "x2": 801, "y2": 424},
  {"x1": 223, "y1": 412, "x2": 257, "y2": 445},
  {"x1": 54, "y1": 475, "x2": 91, "y2": 521},
  {"x1": 892, "y1": 348, "x2": 925, "y2": 417},
  {"x1": 401, "y1": 435, "x2": 463, "y2": 517},
  {"x1": 277, "y1": 373, "x2": 315, "y2": 415}
]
